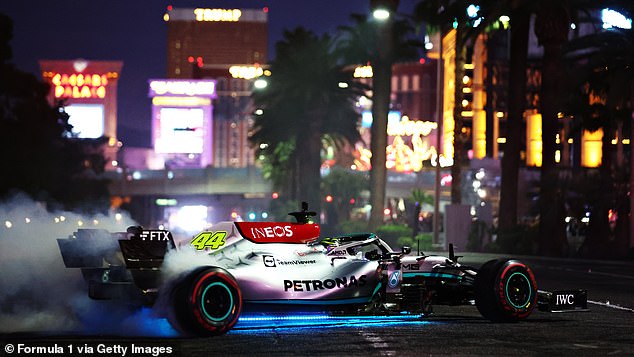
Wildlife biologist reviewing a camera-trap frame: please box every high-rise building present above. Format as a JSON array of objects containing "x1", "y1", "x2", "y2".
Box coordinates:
[
  {"x1": 164, "y1": 7, "x2": 268, "y2": 168},
  {"x1": 165, "y1": 8, "x2": 268, "y2": 79}
]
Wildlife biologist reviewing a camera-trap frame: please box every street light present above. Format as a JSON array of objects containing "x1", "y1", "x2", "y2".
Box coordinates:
[
  {"x1": 254, "y1": 78, "x2": 268, "y2": 89},
  {"x1": 373, "y1": 8, "x2": 390, "y2": 20},
  {"x1": 367, "y1": 0, "x2": 397, "y2": 230}
]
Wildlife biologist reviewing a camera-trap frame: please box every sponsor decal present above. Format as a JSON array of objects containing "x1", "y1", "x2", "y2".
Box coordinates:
[
  {"x1": 388, "y1": 271, "x2": 401, "y2": 289},
  {"x1": 190, "y1": 231, "x2": 228, "y2": 250},
  {"x1": 555, "y1": 294, "x2": 575, "y2": 305},
  {"x1": 277, "y1": 259, "x2": 317, "y2": 266},
  {"x1": 402, "y1": 263, "x2": 420, "y2": 270},
  {"x1": 140, "y1": 230, "x2": 170, "y2": 241},
  {"x1": 284, "y1": 275, "x2": 367, "y2": 292},
  {"x1": 235, "y1": 222, "x2": 320, "y2": 244},
  {"x1": 548, "y1": 290, "x2": 587, "y2": 311},
  {"x1": 251, "y1": 225, "x2": 293, "y2": 239},
  {"x1": 263, "y1": 255, "x2": 317, "y2": 268},
  {"x1": 263, "y1": 255, "x2": 276, "y2": 267}
]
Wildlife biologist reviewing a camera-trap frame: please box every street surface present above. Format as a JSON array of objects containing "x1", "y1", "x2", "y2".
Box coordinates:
[{"x1": 1, "y1": 253, "x2": 633, "y2": 356}]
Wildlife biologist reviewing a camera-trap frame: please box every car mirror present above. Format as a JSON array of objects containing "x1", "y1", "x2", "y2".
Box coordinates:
[{"x1": 402, "y1": 246, "x2": 411, "y2": 255}]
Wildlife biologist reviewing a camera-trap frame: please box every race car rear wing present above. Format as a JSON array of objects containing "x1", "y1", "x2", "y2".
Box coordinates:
[
  {"x1": 537, "y1": 289, "x2": 589, "y2": 312},
  {"x1": 57, "y1": 228, "x2": 175, "y2": 301}
]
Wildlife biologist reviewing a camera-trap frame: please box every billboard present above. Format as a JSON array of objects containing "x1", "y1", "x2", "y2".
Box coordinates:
[
  {"x1": 155, "y1": 107, "x2": 204, "y2": 154},
  {"x1": 65, "y1": 104, "x2": 105, "y2": 138},
  {"x1": 149, "y1": 79, "x2": 216, "y2": 168}
]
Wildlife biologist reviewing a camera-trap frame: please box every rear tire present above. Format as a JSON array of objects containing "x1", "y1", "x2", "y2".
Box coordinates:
[
  {"x1": 474, "y1": 259, "x2": 537, "y2": 322},
  {"x1": 168, "y1": 267, "x2": 242, "y2": 336}
]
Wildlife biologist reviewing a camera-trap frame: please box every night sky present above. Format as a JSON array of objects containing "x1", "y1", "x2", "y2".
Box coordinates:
[{"x1": 1, "y1": 1, "x2": 418, "y2": 147}]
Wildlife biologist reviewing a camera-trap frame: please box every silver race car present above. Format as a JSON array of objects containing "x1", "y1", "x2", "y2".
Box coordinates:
[{"x1": 58, "y1": 203, "x2": 587, "y2": 336}]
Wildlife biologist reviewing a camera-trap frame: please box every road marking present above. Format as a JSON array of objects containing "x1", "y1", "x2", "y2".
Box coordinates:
[
  {"x1": 588, "y1": 300, "x2": 634, "y2": 312},
  {"x1": 573, "y1": 343, "x2": 599, "y2": 349},
  {"x1": 359, "y1": 331, "x2": 395, "y2": 356}
]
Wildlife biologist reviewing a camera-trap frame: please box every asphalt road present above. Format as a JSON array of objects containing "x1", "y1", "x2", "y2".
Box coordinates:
[{"x1": 1, "y1": 253, "x2": 633, "y2": 356}]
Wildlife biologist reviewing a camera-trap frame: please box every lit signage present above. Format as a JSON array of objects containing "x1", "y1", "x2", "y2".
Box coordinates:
[
  {"x1": 155, "y1": 107, "x2": 205, "y2": 154},
  {"x1": 156, "y1": 198, "x2": 178, "y2": 206},
  {"x1": 51, "y1": 73, "x2": 110, "y2": 99},
  {"x1": 152, "y1": 97, "x2": 211, "y2": 107},
  {"x1": 354, "y1": 116, "x2": 446, "y2": 172},
  {"x1": 387, "y1": 116, "x2": 436, "y2": 137},
  {"x1": 229, "y1": 66, "x2": 264, "y2": 79},
  {"x1": 149, "y1": 80, "x2": 216, "y2": 97},
  {"x1": 194, "y1": 8, "x2": 241, "y2": 22},
  {"x1": 354, "y1": 65, "x2": 373, "y2": 78},
  {"x1": 65, "y1": 104, "x2": 104, "y2": 138},
  {"x1": 385, "y1": 118, "x2": 438, "y2": 172}
]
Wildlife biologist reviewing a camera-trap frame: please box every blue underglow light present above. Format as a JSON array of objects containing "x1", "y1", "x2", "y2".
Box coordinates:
[{"x1": 233, "y1": 313, "x2": 430, "y2": 331}]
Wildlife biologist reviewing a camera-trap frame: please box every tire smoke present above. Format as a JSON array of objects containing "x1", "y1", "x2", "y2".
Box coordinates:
[{"x1": 0, "y1": 193, "x2": 175, "y2": 336}]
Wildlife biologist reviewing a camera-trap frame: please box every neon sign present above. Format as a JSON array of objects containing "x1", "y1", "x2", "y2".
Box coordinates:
[
  {"x1": 149, "y1": 80, "x2": 216, "y2": 97},
  {"x1": 194, "y1": 8, "x2": 241, "y2": 22},
  {"x1": 51, "y1": 73, "x2": 109, "y2": 99},
  {"x1": 385, "y1": 118, "x2": 438, "y2": 172},
  {"x1": 354, "y1": 118, "x2": 449, "y2": 172},
  {"x1": 229, "y1": 66, "x2": 264, "y2": 79},
  {"x1": 353, "y1": 66, "x2": 373, "y2": 78},
  {"x1": 387, "y1": 117, "x2": 436, "y2": 137}
]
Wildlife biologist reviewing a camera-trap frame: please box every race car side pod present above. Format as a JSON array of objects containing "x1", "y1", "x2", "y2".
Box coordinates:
[{"x1": 536, "y1": 289, "x2": 589, "y2": 312}]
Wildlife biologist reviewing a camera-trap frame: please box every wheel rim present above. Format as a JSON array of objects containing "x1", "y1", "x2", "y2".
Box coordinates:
[
  {"x1": 504, "y1": 272, "x2": 532, "y2": 309},
  {"x1": 200, "y1": 282, "x2": 234, "y2": 322}
]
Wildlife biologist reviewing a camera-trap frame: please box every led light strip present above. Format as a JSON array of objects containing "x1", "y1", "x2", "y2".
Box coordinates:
[{"x1": 237, "y1": 313, "x2": 424, "y2": 323}]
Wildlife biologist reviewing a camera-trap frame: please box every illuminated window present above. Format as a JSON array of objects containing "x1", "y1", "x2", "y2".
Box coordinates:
[
  {"x1": 412, "y1": 75, "x2": 420, "y2": 91},
  {"x1": 526, "y1": 112, "x2": 542, "y2": 167},
  {"x1": 401, "y1": 75, "x2": 409, "y2": 92},
  {"x1": 581, "y1": 129, "x2": 603, "y2": 167}
]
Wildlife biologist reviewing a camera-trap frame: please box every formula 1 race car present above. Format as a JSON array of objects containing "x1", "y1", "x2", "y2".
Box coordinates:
[{"x1": 57, "y1": 203, "x2": 587, "y2": 336}]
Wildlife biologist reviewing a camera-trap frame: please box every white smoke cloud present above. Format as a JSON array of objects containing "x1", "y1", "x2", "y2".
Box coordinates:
[{"x1": 0, "y1": 192, "x2": 175, "y2": 336}]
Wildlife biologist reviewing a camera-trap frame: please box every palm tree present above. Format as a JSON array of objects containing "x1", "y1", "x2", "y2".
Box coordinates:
[
  {"x1": 495, "y1": 0, "x2": 614, "y2": 247},
  {"x1": 498, "y1": 2, "x2": 533, "y2": 233},
  {"x1": 250, "y1": 28, "x2": 366, "y2": 218},
  {"x1": 0, "y1": 14, "x2": 110, "y2": 211},
  {"x1": 337, "y1": 10, "x2": 421, "y2": 230},
  {"x1": 414, "y1": 0, "x2": 504, "y2": 205},
  {"x1": 562, "y1": 6, "x2": 634, "y2": 257},
  {"x1": 533, "y1": 0, "x2": 571, "y2": 256}
]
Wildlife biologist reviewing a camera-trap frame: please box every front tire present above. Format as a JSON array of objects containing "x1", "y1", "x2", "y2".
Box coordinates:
[
  {"x1": 474, "y1": 259, "x2": 537, "y2": 322},
  {"x1": 168, "y1": 267, "x2": 242, "y2": 336}
]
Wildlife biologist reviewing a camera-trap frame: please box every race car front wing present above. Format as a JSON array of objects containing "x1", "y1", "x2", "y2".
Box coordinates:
[{"x1": 537, "y1": 289, "x2": 589, "y2": 312}]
